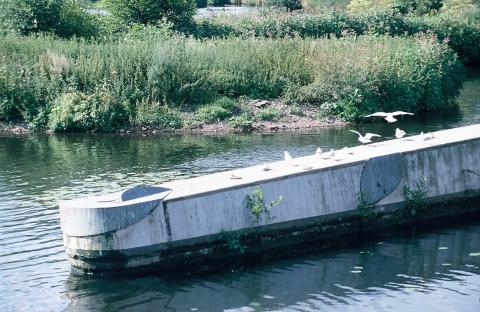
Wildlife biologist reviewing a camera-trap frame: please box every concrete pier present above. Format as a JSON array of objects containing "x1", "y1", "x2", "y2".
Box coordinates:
[{"x1": 60, "y1": 124, "x2": 480, "y2": 273}]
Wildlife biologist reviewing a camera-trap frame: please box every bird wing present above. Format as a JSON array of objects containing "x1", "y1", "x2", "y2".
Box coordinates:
[
  {"x1": 364, "y1": 133, "x2": 381, "y2": 139},
  {"x1": 349, "y1": 130, "x2": 362, "y2": 136},
  {"x1": 365, "y1": 112, "x2": 387, "y2": 117},
  {"x1": 392, "y1": 111, "x2": 414, "y2": 116}
]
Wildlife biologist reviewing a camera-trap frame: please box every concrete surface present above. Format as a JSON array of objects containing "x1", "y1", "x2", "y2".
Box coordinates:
[{"x1": 59, "y1": 124, "x2": 480, "y2": 272}]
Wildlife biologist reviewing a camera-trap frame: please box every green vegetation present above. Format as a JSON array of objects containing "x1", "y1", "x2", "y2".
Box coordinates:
[
  {"x1": 403, "y1": 177, "x2": 429, "y2": 215},
  {"x1": 105, "y1": 0, "x2": 196, "y2": 27},
  {"x1": 0, "y1": 0, "x2": 478, "y2": 132},
  {"x1": 0, "y1": 34, "x2": 464, "y2": 131},
  {"x1": 357, "y1": 192, "x2": 376, "y2": 220},
  {"x1": 246, "y1": 186, "x2": 283, "y2": 225}
]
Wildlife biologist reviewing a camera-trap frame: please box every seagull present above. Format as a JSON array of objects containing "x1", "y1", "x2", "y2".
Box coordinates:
[
  {"x1": 327, "y1": 149, "x2": 335, "y2": 158},
  {"x1": 395, "y1": 128, "x2": 406, "y2": 139},
  {"x1": 315, "y1": 148, "x2": 323, "y2": 157},
  {"x1": 365, "y1": 111, "x2": 414, "y2": 123},
  {"x1": 349, "y1": 130, "x2": 381, "y2": 144},
  {"x1": 284, "y1": 151, "x2": 293, "y2": 162}
]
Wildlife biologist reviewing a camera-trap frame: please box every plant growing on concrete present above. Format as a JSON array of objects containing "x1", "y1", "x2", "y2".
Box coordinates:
[
  {"x1": 403, "y1": 177, "x2": 429, "y2": 216},
  {"x1": 356, "y1": 192, "x2": 376, "y2": 220},
  {"x1": 246, "y1": 186, "x2": 283, "y2": 225},
  {"x1": 220, "y1": 229, "x2": 246, "y2": 253}
]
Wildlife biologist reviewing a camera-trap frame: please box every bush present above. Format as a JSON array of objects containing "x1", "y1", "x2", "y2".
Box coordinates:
[
  {"x1": 0, "y1": 0, "x2": 63, "y2": 34},
  {"x1": 194, "y1": 97, "x2": 236, "y2": 123},
  {"x1": 56, "y1": 0, "x2": 101, "y2": 38},
  {"x1": 266, "y1": 0, "x2": 302, "y2": 10},
  {"x1": 135, "y1": 100, "x2": 183, "y2": 128},
  {"x1": 229, "y1": 114, "x2": 254, "y2": 131},
  {"x1": 256, "y1": 106, "x2": 282, "y2": 121},
  {"x1": 409, "y1": 15, "x2": 480, "y2": 65},
  {"x1": 49, "y1": 90, "x2": 128, "y2": 132},
  {"x1": 106, "y1": 0, "x2": 196, "y2": 27},
  {"x1": 0, "y1": 34, "x2": 464, "y2": 130}
]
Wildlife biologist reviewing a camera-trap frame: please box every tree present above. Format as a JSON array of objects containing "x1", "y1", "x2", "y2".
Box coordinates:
[{"x1": 106, "y1": 0, "x2": 197, "y2": 27}]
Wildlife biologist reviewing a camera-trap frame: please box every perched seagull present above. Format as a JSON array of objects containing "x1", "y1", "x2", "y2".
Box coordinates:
[
  {"x1": 262, "y1": 163, "x2": 271, "y2": 171},
  {"x1": 365, "y1": 111, "x2": 414, "y2": 123},
  {"x1": 327, "y1": 149, "x2": 335, "y2": 158},
  {"x1": 315, "y1": 148, "x2": 323, "y2": 157},
  {"x1": 284, "y1": 151, "x2": 293, "y2": 162},
  {"x1": 349, "y1": 130, "x2": 381, "y2": 144},
  {"x1": 395, "y1": 128, "x2": 406, "y2": 139}
]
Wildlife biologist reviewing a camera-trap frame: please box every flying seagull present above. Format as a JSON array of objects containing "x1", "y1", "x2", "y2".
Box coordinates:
[
  {"x1": 349, "y1": 130, "x2": 381, "y2": 144},
  {"x1": 365, "y1": 111, "x2": 414, "y2": 123},
  {"x1": 395, "y1": 128, "x2": 406, "y2": 139}
]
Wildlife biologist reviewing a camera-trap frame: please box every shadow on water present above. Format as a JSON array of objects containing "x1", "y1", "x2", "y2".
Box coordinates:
[
  {"x1": 0, "y1": 70, "x2": 479, "y2": 311},
  {"x1": 63, "y1": 220, "x2": 480, "y2": 311}
]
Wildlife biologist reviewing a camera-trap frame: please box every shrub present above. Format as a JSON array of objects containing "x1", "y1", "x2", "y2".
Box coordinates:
[
  {"x1": 49, "y1": 90, "x2": 128, "y2": 132},
  {"x1": 266, "y1": 0, "x2": 302, "y2": 10},
  {"x1": 0, "y1": 0, "x2": 63, "y2": 34},
  {"x1": 194, "y1": 97, "x2": 235, "y2": 123},
  {"x1": 256, "y1": 106, "x2": 282, "y2": 121},
  {"x1": 56, "y1": 0, "x2": 101, "y2": 38},
  {"x1": 229, "y1": 114, "x2": 254, "y2": 131},
  {"x1": 106, "y1": 0, "x2": 196, "y2": 27},
  {"x1": 135, "y1": 100, "x2": 182, "y2": 128}
]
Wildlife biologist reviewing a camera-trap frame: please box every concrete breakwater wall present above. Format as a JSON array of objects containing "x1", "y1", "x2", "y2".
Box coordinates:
[{"x1": 60, "y1": 125, "x2": 480, "y2": 273}]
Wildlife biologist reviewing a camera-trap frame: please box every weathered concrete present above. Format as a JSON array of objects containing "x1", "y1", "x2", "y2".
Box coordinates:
[{"x1": 59, "y1": 124, "x2": 480, "y2": 273}]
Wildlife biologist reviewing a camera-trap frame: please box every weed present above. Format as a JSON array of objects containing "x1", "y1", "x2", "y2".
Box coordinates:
[
  {"x1": 246, "y1": 186, "x2": 283, "y2": 225},
  {"x1": 357, "y1": 192, "x2": 376, "y2": 220},
  {"x1": 403, "y1": 177, "x2": 429, "y2": 216},
  {"x1": 220, "y1": 229, "x2": 246, "y2": 253},
  {"x1": 256, "y1": 106, "x2": 282, "y2": 121}
]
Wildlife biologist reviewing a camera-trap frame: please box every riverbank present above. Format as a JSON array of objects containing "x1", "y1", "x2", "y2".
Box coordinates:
[{"x1": 0, "y1": 34, "x2": 463, "y2": 133}]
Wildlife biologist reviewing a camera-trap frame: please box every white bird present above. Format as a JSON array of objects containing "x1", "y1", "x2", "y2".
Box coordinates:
[
  {"x1": 315, "y1": 148, "x2": 323, "y2": 157},
  {"x1": 365, "y1": 111, "x2": 414, "y2": 123},
  {"x1": 327, "y1": 149, "x2": 335, "y2": 158},
  {"x1": 349, "y1": 130, "x2": 381, "y2": 144},
  {"x1": 284, "y1": 151, "x2": 293, "y2": 162},
  {"x1": 395, "y1": 128, "x2": 406, "y2": 139}
]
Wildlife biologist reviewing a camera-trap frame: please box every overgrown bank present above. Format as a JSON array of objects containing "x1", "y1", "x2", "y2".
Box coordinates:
[{"x1": 0, "y1": 34, "x2": 463, "y2": 132}]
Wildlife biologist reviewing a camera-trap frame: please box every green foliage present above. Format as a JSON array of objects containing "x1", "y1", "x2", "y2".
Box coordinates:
[
  {"x1": 57, "y1": 0, "x2": 101, "y2": 38},
  {"x1": 0, "y1": 34, "x2": 464, "y2": 130},
  {"x1": 357, "y1": 192, "x2": 376, "y2": 220},
  {"x1": 105, "y1": 0, "x2": 196, "y2": 27},
  {"x1": 48, "y1": 90, "x2": 128, "y2": 132},
  {"x1": 266, "y1": 0, "x2": 303, "y2": 10},
  {"x1": 192, "y1": 9, "x2": 478, "y2": 66},
  {"x1": 229, "y1": 114, "x2": 254, "y2": 131},
  {"x1": 135, "y1": 100, "x2": 183, "y2": 128},
  {"x1": 195, "y1": 97, "x2": 236, "y2": 123},
  {"x1": 220, "y1": 229, "x2": 246, "y2": 253},
  {"x1": 403, "y1": 177, "x2": 429, "y2": 216},
  {"x1": 409, "y1": 14, "x2": 480, "y2": 65},
  {"x1": 0, "y1": 0, "x2": 63, "y2": 34},
  {"x1": 256, "y1": 106, "x2": 282, "y2": 121},
  {"x1": 246, "y1": 186, "x2": 283, "y2": 225}
]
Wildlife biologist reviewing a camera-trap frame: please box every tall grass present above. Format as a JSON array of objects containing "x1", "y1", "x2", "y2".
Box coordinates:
[
  {"x1": 0, "y1": 33, "x2": 464, "y2": 131},
  {"x1": 193, "y1": 9, "x2": 480, "y2": 65}
]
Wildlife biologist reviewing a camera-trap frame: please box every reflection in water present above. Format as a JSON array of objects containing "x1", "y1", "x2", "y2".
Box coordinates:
[
  {"x1": 63, "y1": 223, "x2": 480, "y2": 311},
  {"x1": 0, "y1": 73, "x2": 479, "y2": 311}
]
